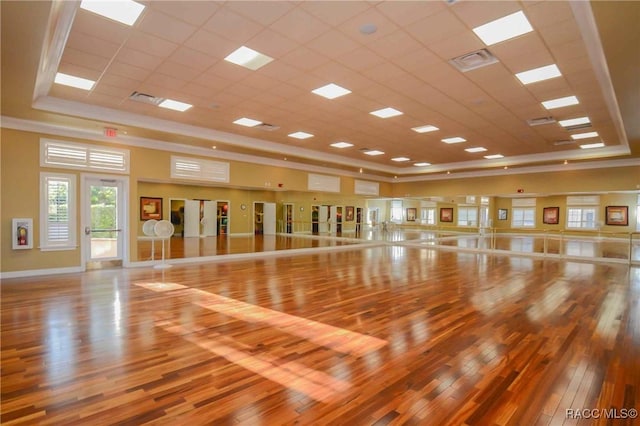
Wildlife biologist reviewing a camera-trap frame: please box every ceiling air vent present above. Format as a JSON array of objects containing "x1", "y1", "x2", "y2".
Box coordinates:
[
  {"x1": 129, "y1": 91, "x2": 164, "y2": 106},
  {"x1": 553, "y1": 140, "x2": 576, "y2": 146},
  {"x1": 563, "y1": 122, "x2": 592, "y2": 131},
  {"x1": 255, "y1": 123, "x2": 280, "y2": 131},
  {"x1": 449, "y1": 49, "x2": 498, "y2": 72},
  {"x1": 527, "y1": 116, "x2": 556, "y2": 126}
]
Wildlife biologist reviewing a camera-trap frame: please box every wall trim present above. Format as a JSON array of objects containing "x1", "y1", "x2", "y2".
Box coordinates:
[{"x1": 0, "y1": 266, "x2": 84, "y2": 280}]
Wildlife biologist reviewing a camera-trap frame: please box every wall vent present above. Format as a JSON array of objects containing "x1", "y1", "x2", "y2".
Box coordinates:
[
  {"x1": 527, "y1": 116, "x2": 556, "y2": 126},
  {"x1": 129, "y1": 91, "x2": 164, "y2": 106},
  {"x1": 449, "y1": 49, "x2": 498, "y2": 72},
  {"x1": 563, "y1": 122, "x2": 592, "y2": 131}
]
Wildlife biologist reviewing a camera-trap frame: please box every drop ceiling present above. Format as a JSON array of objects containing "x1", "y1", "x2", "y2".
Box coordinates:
[{"x1": 1, "y1": 0, "x2": 638, "y2": 180}]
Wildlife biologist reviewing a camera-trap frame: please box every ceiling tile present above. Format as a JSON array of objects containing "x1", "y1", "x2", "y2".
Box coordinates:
[
  {"x1": 375, "y1": 1, "x2": 446, "y2": 26},
  {"x1": 227, "y1": 1, "x2": 295, "y2": 26},
  {"x1": 115, "y1": 47, "x2": 164, "y2": 71},
  {"x1": 60, "y1": 48, "x2": 110, "y2": 72},
  {"x1": 367, "y1": 31, "x2": 424, "y2": 60},
  {"x1": 406, "y1": 9, "x2": 467, "y2": 46},
  {"x1": 65, "y1": 31, "x2": 121, "y2": 59},
  {"x1": 137, "y1": 9, "x2": 198, "y2": 44},
  {"x1": 246, "y1": 28, "x2": 298, "y2": 59},
  {"x1": 184, "y1": 29, "x2": 237, "y2": 58},
  {"x1": 270, "y1": 8, "x2": 331, "y2": 45},
  {"x1": 202, "y1": 8, "x2": 263, "y2": 44},
  {"x1": 169, "y1": 47, "x2": 218, "y2": 73},
  {"x1": 306, "y1": 30, "x2": 361, "y2": 59},
  {"x1": 149, "y1": 1, "x2": 220, "y2": 27},
  {"x1": 126, "y1": 31, "x2": 178, "y2": 58},
  {"x1": 300, "y1": 1, "x2": 371, "y2": 27},
  {"x1": 451, "y1": 1, "x2": 522, "y2": 29}
]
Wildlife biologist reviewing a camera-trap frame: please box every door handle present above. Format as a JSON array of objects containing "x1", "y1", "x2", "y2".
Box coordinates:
[{"x1": 85, "y1": 226, "x2": 91, "y2": 235}]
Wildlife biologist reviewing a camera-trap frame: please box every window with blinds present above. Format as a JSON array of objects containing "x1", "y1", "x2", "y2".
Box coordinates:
[
  {"x1": 171, "y1": 156, "x2": 230, "y2": 183},
  {"x1": 40, "y1": 139, "x2": 129, "y2": 173},
  {"x1": 40, "y1": 173, "x2": 76, "y2": 250}
]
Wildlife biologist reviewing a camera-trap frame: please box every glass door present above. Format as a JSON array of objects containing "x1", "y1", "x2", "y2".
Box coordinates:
[{"x1": 83, "y1": 176, "x2": 127, "y2": 269}]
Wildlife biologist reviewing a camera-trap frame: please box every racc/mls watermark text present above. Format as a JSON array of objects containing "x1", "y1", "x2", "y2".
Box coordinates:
[{"x1": 566, "y1": 408, "x2": 637, "y2": 420}]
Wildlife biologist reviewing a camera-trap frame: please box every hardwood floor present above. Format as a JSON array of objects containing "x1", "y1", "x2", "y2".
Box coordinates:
[{"x1": 2, "y1": 242, "x2": 639, "y2": 425}]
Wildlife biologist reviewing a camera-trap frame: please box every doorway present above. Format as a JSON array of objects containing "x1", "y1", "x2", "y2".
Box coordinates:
[
  {"x1": 284, "y1": 203, "x2": 293, "y2": 233},
  {"x1": 217, "y1": 201, "x2": 229, "y2": 235},
  {"x1": 82, "y1": 175, "x2": 127, "y2": 270}
]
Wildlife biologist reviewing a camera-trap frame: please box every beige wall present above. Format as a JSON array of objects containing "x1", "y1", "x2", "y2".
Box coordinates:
[{"x1": 1, "y1": 126, "x2": 639, "y2": 274}]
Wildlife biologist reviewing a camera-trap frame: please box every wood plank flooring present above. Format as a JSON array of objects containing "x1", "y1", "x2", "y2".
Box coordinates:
[{"x1": 2, "y1": 242, "x2": 639, "y2": 425}]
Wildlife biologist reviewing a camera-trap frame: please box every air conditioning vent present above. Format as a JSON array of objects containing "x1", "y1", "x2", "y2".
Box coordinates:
[
  {"x1": 527, "y1": 116, "x2": 556, "y2": 126},
  {"x1": 553, "y1": 140, "x2": 576, "y2": 146},
  {"x1": 449, "y1": 49, "x2": 498, "y2": 72},
  {"x1": 563, "y1": 123, "x2": 592, "y2": 131},
  {"x1": 255, "y1": 123, "x2": 280, "y2": 131},
  {"x1": 129, "y1": 91, "x2": 164, "y2": 106}
]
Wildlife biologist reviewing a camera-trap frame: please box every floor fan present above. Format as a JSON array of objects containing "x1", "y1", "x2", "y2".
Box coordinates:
[
  {"x1": 142, "y1": 219, "x2": 158, "y2": 260},
  {"x1": 153, "y1": 220, "x2": 174, "y2": 269}
]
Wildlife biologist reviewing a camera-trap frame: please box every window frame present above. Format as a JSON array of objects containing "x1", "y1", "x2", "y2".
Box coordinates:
[{"x1": 40, "y1": 172, "x2": 77, "y2": 251}]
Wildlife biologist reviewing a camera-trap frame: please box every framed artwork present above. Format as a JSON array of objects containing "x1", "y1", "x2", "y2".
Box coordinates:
[
  {"x1": 440, "y1": 207, "x2": 453, "y2": 223},
  {"x1": 12, "y1": 218, "x2": 33, "y2": 250},
  {"x1": 345, "y1": 206, "x2": 354, "y2": 222},
  {"x1": 140, "y1": 197, "x2": 163, "y2": 220},
  {"x1": 406, "y1": 207, "x2": 416, "y2": 221},
  {"x1": 605, "y1": 206, "x2": 628, "y2": 226},
  {"x1": 498, "y1": 209, "x2": 508, "y2": 220},
  {"x1": 543, "y1": 207, "x2": 559, "y2": 225}
]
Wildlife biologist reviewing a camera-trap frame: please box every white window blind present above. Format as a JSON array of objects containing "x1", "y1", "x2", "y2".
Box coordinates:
[
  {"x1": 355, "y1": 180, "x2": 379, "y2": 195},
  {"x1": 40, "y1": 172, "x2": 77, "y2": 250},
  {"x1": 41, "y1": 139, "x2": 129, "y2": 173},
  {"x1": 171, "y1": 156, "x2": 230, "y2": 183},
  {"x1": 308, "y1": 173, "x2": 340, "y2": 192}
]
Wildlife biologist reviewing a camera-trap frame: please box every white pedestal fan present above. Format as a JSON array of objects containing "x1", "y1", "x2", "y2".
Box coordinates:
[
  {"x1": 153, "y1": 219, "x2": 174, "y2": 269},
  {"x1": 142, "y1": 219, "x2": 158, "y2": 260}
]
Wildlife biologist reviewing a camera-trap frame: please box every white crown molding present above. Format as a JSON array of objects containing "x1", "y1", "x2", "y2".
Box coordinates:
[{"x1": 3, "y1": 115, "x2": 637, "y2": 184}]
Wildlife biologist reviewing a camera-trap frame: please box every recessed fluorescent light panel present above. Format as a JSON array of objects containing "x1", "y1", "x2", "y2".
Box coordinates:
[
  {"x1": 465, "y1": 147, "x2": 487, "y2": 153},
  {"x1": 370, "y1": 107, "x2": 403, "y2": 118},
  {"x1": 580, "y1": 142, "x2": 605, "y2": 149},
  {"x1": 392, "y1": 157, "x2": 410, "y2": 162},
  {"x1": 224, "y1": 46, "x2": 273, "y2": 70},
  {"x1": 54, "y1": 72, "x2": 95, "y2": 90},
  {"x1": 473, "y1": 11, "x2": 533, "y2": 46},
  {"x1": 515, "y1": 64, "x2": 561, "y2": 85},
  {"x1": 80, "y1": 0, "x2": 145, "y2": 26},
  {"x1": 412, "y1": 125, "x2": 439, "y2": 133},
  {"x1": 484, "y1": 154, "x2": 504, "y2": 159},
  {"x1": 442, "y1": 137, "x2": 466, "y2": 144},
  {"x1": 288, "y1": 131, "x2": 314, "y2": 139},
  {"x1": 414, "y1": 162, "x2": 431, "y2": 167},
  {"x1": 542, "y1": 96, "x2": 579, "y2": 110},
  {"x1": 330, "y1": 142, "x2": 353, "y2": 148},
  {"x1": 558, "y1": 117, "x2": 590, "y2": 127},
  {"x1": 363, "y1": 150, "x2": 385, "y2": 156},
  {"x1": 158, "y1": 99, "x2": 192, "y2": 112},
  {"x1": 570, "y1": 131, "x2": 599, "y2": 140},
  {"x1": 312, "y1": 83, "x2": 351, "y2": 99},
  {"x1": 233, "y1": 117, "x2": 262, "y2": 127}
]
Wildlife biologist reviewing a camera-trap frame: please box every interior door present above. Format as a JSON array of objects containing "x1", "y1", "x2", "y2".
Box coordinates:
[
  {"x1": 83, "y1": 175, "x2": 127, "y2": 269},
  {"x1": 329, "y1": 206, "x2": 338, "y2": 234},
  {"x1": 183, "y1": 200, "x2": 200, "y2": 237},
  {"x1": 263, "y1": 203, "x2": 276, "y2": 235},
  {"x1": 202, "y1": 201, "x2": 217, "y2": 237},
  {"x1": 319, "y1": 205, "x2": 329, "y2": 233}
]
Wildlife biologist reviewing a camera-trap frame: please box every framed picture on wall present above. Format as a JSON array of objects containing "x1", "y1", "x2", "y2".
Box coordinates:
[
  {"x1": 543, "y1": 207, "x2": 559, "y2": 224},
  {"x1": 345, "y1": 206, "x2": 354, "y2": 222},
  {"x1": 605, "y1": 206, "x2": 628, "y2": 226},
  {"x1": 498, "y1": 209, "x2": 508, "y2": 220},
  {"x1": 12, "y1": 218, "x2": 33, "y2": 250},
  {"x1": 140, "y1": 197, "x2": 163, "y2": 220},
  {"x1": 406, "y1": 208, "x2": 416, "y2": 221},
  {"x1": 440, "y1": 207, "x2": 453, "y2": 223}
]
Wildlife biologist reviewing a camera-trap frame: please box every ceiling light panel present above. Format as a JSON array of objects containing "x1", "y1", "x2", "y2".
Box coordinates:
[
  {"x1": 224, "y1": 46, "x2": 273, "y2": 70},
  {"x1": 472, "y1": 11, "x2": 533, "y2": 46},
  {"x1": 412, "y1": 125, "x2": 439, "y2": 133},
  {"x1": 558, "y1": 117, "x2": 591, "y2": 127},
  {"x1": 363, "y1": 150, "x2": 385, "y2": 156},
  {"x1": 484, "y1": 154, "x2": 504, "y2": 159},
  {"x1": 391, "y1": 157, "x2": 410, "y2": 162},
  {"x1": 515, "y1": 64, "x2": 562, "y2": 85},
  {"x1": 570, "y1": 131, "x2": 599, "y2": 140},
  {"x1": 54, "y1": 72, "x2": 95, "y2": 90},
  {"x1": 158, "y1": 99, "x2": 192, "y2": 112},
  {"x1": 580, "y1": 142, "x2": 605, "y2": 149},
  {"x1": 370, "y1": 107, "x2": 403, "y2": 118},
  {"x1": 414, "y1": 162, "x2": 431, "y2": 167},
  {"x1": 312, "y1": 83, "x2": 352, "y2": 99},
  {"x1": 442, "y1": 137, "x2": 467, "y2": 144},
  {"x1": 80, "y1": 0, "x2": 145, "y2": 26},
  {"x1": 233, "y1": 117, "x2": 262, "y2": 127},
  {"x1": 288, "y1": 131, "x2": 314, "y2": 139},
  {"x1": 542, "y1": 96, "x2": 579, "y2": 110},
  {"x1": 465, "y1": 147, "x2": 487, "y2": 153},
  {"x1": 330, "y1": 142, "x2": 353, "y2": 148}
]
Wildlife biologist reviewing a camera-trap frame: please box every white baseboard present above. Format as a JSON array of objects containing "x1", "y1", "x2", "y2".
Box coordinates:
[{"x1": 0, "y1": 266, "x2": 84, "y2": 280}]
